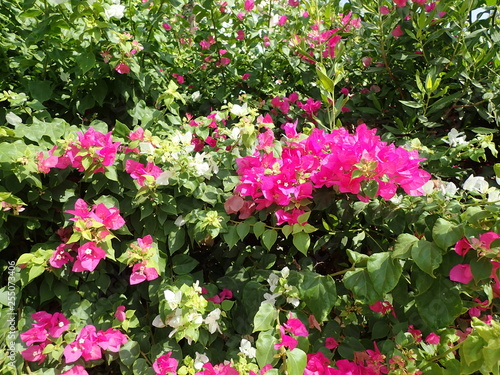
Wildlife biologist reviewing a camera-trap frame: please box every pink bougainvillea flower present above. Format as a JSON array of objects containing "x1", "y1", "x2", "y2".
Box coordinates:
[
  {"x1": 115, "y1": 62, "x2": 131, "y2": 74},
  {"x1": 379, "y1": 6, "x2": 391, "y2": 14},
  {"x1": 413, "y1": 0, "x2": 427, "y2": 4},
  {"x1": 289, "y1": 0, "x2": 299, "y2": 6},
  {"x1": 407, "y1": 325, "x2": 422, "y2": 343},
  {"x1": 244, "y1": 0, "x2": 254, "y2": 12},
  {"x1": 130, "y1": 262, "x2": 159, "y2": 285},
  {"x1": 274, "y1": 326, "x2": 298, "y2": 351},
  {"x1": 21, "y1": 343, "x2": 48, "y2": 364},
  {"x1": 162, "y1": 22, "x2": 171, "y2": 31},
  {"x1": 325, "y1": 337, "x2": 339, "y2": 350},
  {"x1": 20, "y1": 326, "x2": 48, "y2": 346},
  {"x1": 96, "y1": 328, "x2": 128, "y2": 352},
  {"x1": 392, "y1": 24, "x2": 404, "y2": 38},
  {"x1": 369, "y1": 300, "x2": 397, "y2": 317},
  {"x1": 196, "y1": 362, "x2": 239, "y2": 375},
  {"x1": 66, "y1": 198, "x2": 92, "y2": 220},
  {"x1": 469, "y1": 298, "x2": 489, "y2": 318},
  {"x1": 36, "y1": 146, "x2": 64, "y2": 173},
  {"x1": 114, "y1": 306, "x2": 127, "y2": 321},
  {"x1": 61, "y1": 365, "x2": 89, "y2": 375},
  {"x1": 49, "y1": 243, "x2": 75, "y2": 268},
  {"x1": 242, "y1": 73, "x2": 251, "y2": 80},
  {"x1": 394, "y1": 0, "x2": 407, "y2": 6},
  {"x1": 298, "y1": 98, "x2": 322, "y2": 117},
  {"x1": 72, "y1": 242, "x2": 107, "y2": 272},
  {"x1": 48, "y1": 312, "x2": 70, "y2": 338},
  {"x1": 263, "y1": 35, "x2": 271, "y2": 47},
  {"x1": 64, "y1": 127, "x2": 120, "y2": 173},
  {"x1": 200, "y1": 40, "x2": 211, "y2": 49},
  {"x1": 153, "y1": 352, "x2": 179, "y2": 375},
  {"x1": 283, "y1": 318, "x2": 308, "y2": 337},
  {"x1": 330, "y1": 359, "x2": 362, "y2": 375},
  {"x1": 128, "y1": 127, "x2": 145, "y2": 141},
  {"x1": 236, "y1": 29, "x2": 245, "y2": 40},
  {"x1": 277, "y1": 16, "x2": 288, "y2": 26},
  {"x1": 449, "y1": 264, "x2": 473, "y2": 284},
  {"x1": 125, "y1": 159, "x2": 163, "y2": 187},
  {"x1": 425, "y1": 2, "x2": 436, "y2": 12},
  {"x1": 425, "y1": 332, "x2": 440, "y2": 345},
  {"x1": 63, "y1": 325, "x2": 101, "y2": 363},
  {"x1": 361, "y1": 56, "x2": 372, "y2": 68},
  {"x1": 305, "y1": 351, "x2": 331, "y2": 375},
  {"x1": 90, "y1": 203, "x2": 125, "y2": 230}
]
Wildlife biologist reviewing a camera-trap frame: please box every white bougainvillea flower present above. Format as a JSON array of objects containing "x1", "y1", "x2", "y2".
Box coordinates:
[
  {"x1": 205, "y1": 308, "x2": 221, "y2": 334},
  {"x1": 239, "y1": 338, "x2": 256, "y2": 358},
  {"x1": 104, "y1": 4, "x2": 125, "y2": 19},
  {"x1": 442, "y1": 128, "x2": 467, "y2": 147},
  {"x1": 164, "y1": 290, "x2": 183, "y2": 310},
  {"x1": 463, "y1": 175, "x2": 489, "y2": 194}
]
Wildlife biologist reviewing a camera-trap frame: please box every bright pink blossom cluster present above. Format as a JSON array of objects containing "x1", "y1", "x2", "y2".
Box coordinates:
[
  {"x1": 274, "y1": 317, "x2": 309, "y2": 351},
  {"x1": 153, "y1": 352, "x2": 179, "y2": 375},
  {"x1": 449, "y1": 232, "x2": 500, "y2": 298},
  {"x1": 21, "y1": 311, "x2": 70, "y2": 364},
  {"x1": 49, "y1": 199, "x2": 125, "y2": 272},
  {"x1": 126, "y1": 235, "x2": 160, "y2": 285},
  {"x1": 63, "y1": 325, "x2": 128, "y2": 363},
  {"x1": 231, "y1": 122, "x2": 431, "y2": 225},
  {"x1": 125, "y1": 159, "x2": 163, "y2": 187},
  {"x1": 36, "y1": 127, "x2": 120, "y2": 175}
]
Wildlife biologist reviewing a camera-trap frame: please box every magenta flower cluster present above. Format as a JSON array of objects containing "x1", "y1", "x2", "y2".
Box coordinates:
[
  {"x1": 37, "y1": 127, "x2": 120, "y2": 175},
  {"x1": 450, "y1": 232, "x2": 500, "y2": 299},
  {"x1": 21, "y1": 311, "x2": 127, "y2": 375},
  {"x1": 49, "y1": 198, "x2": 126, "y2": 272},
  {"x1": 231, "y1": 123, "x2": 431, "y2": 225}
]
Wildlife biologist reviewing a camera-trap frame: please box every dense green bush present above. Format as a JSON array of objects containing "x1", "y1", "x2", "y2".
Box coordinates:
[{"x1": 1, "y1": 0, "x2": 500, "y2": 374}]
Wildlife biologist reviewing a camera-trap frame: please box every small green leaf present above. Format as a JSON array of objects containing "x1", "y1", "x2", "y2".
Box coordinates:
[
  {"x1": 367, "y1": 252, "x2": 402, "y2": 295},
  {"x1": 392, "y1": 233, "x2": 419, "y2": 259},
  {"x1": 411, "y1": 240, "x2": 442, "y2": 277},
  {"x1": 286, "y1": 348, "x2": 307, "y2": 375},
  {"x1": 292, "y1": 232, "x2": 310, "y2": 255},
  {"x1": 119, "y1": 340, "x2": 140, "y2": 366},
  {"x1": 253, "y1": 222, "x2": 265, "y2": 238},
  {"x1": 262, "y1": 229, "x2": 278, "y2": 250},
  {"x1": 253, "y1": 303, "x2": 278, "y2": 332},
  {"x1": 432, "y1": 219, "x2": 463, "y2": 251},
  {"x1": 256, "y1": 331, "x2": 278, "y2": 368}
]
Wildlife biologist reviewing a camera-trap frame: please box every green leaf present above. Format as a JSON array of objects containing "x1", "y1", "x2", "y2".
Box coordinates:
[
  {"x1": 392, "y1": 233, "x2": 419, "y2": 259},
  {"x1": 256, "y1": 331, "x2": 278, "y2": 368},
  {"x1": 367, "y1": 252, "x2": 402, "y2": 295},
  {"x1": 76, "y1": 50, "x2": 97, "y2": 75},
  {"x1": 253, "y1": 222, "x2": 265, "y2": 238},
  {"x1": 236, "y1": 222, "x2": 250, "y2": 240},
  {"x1": 300, "y1": 271, "x2": 336, "y2": 322},
  {"x1": 432, "y1": 219, "x2": 463, "y2": 250},
  {"x1": 344, "y1": 268, "x2": 382, "y2": 304},
  {"x1": 292, "y1": 232, "x2": 310, "y2": 255},
  {"x1": 119, "y1": 340, "x2": 140, "y2": 366},
  {"x1": 223, "y1": 225, "x2": 239, "y2": 249},
  {"x1": 28, "y1": 80, "x2": 53, "y2": 103},
  {"x1": 470, "y1": 257, "x2": 493, "y2": 282},
  {"x1": 415, "y1": 278, "x2": 462, "y2": 330},
  {"x1": 399, "y1": 100, "x2": 423, "y2": 108},
  {"x1": 172, "y1": 254, "x2": 198, "y2": 275},
  {"x1": 316, "y1": 63, "x2": 334, "y2": 92},
  {"x1": 253, "y1": 303, "x2": 278, "y2": 332},
  {"x1": 286, "y1": 348, "x2": 307, "y2": 375},
  {"x1": 262, "y1": 229, "x2": 277, "y2": 250},
  {"x1": 411, "y1": 240, "x2": 442, "y2": 277}
]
